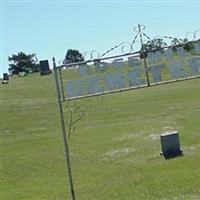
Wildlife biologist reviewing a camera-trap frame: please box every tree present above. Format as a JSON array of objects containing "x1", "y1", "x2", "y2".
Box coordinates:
[
  {"x1": 170, "y1": 38, "x2": 183, "y2": 52},
  {"x1": 142, "y1": 38, "x2": 167, "y2": 52},
  {"x1": 171, "y1": 38, "x2": 183, "y2": 45},
  {"x1": 8, "y1": 52, "x2": 39, "y2": 74},
  {"x1": 171, "y1": 38, "x2": 195, "y2": 52},
  {"x1": 63, "y1": 49, "x2": 84, "y2": 65},
  {"x1": 140, "y1": 38, "x2": 167, "y2": 58}
]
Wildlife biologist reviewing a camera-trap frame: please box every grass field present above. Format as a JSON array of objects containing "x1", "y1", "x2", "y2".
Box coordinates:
[{"x1": 1, "y1": 73, "x2": 200, "y2": 200}]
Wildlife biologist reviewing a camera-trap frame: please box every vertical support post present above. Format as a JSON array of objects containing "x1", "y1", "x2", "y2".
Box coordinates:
[
  {"x1": 53, "y1": 58, "x2": 76, "y2": 200},
  {"x1": 58, "y1": 68, "x2": 65, "y2": 101},
  {"x1": 138, "y1": 24, "x2": 150, "y2": 86}
]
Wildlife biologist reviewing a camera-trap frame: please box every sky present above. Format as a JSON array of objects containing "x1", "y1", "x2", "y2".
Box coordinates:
[{"x1": 1, "y1": 0, "x2": 200, "y2": 77}]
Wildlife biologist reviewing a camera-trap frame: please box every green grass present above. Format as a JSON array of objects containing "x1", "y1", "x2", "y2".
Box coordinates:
[{"x1": 1, "y1": 73, "x2": 200, "y2": 200}]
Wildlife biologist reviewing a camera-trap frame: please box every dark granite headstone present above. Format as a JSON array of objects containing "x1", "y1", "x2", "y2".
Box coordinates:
[
  {"x1": 40, "y1": 60, "x2": 51, "y2": 75},
  {"x1": 3, "y1": 73, "x2": 9, "y2": 81},
  {"x1": 160, "y1": 131, "x2": 183, "y2": 159}
]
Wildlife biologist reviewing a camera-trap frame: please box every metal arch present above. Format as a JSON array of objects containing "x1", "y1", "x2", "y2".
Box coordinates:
[
  {"x1": 152, "y1": 35, "x2": 177, "y2": 46},
  {"x1": 152, "y1": 35, "x2": 165, "y2": 41},
  {"x1": 121, "y1": 42, "x2": 133, "y2": 54},
  {"x1": 100, "y1": 42, "x2": 124, "y2": 58},
  {"x1": 90, "y1": 50, "x2": 100, "y2": 59},
  {"x1": 142, "y1": 38, "x2": 150, "y2": 44},
  {"x1": 97, "y1": 24, "x2": 149, "y2": 58},
  {"x1": 82, "y1": 50, "x2": 101, "y2": 60},
  {"x1": 194, "y1": 29, "x2": 200, "y2": 40},
  {"x1": 185, "y1": 32, "x2": 195, "y2": 41},
  {"x1": 99, "y1": 25, "x2": 142, "y2": 58},
  {"x1": 61, "y1": 26, "x2": 200, "y2": 66},
  {"x1": 134, "y1": 24, "x2": 145, "y2": 33},
  {"x1": 142, "y1": 32, "x2": 151, "y2": 41},
  {"x1": 58, "y1": 59, "x2": 64, "y2": 65},
  {"x1": 82, "y1": 51, "x2": 91, "y2": 61},
  {"x1": 130, "y1": 40, "x2": 142, "y2": 52},
  {"x1": 130, "y1": 32, "x2": 140, "y2": 47}
]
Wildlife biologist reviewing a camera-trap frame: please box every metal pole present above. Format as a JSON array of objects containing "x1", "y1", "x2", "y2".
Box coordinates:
[
  {"x1": 53, "y1": 57, "x2": 76, "y2": 200},
  {"x1": 138, "y1": 24, "x2": 150, "y2": 86}
]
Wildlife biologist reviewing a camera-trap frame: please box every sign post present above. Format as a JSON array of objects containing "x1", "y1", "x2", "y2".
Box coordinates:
[
  {"x1": 53, "y1": 58, "x2": 76, "y2": 200},
  {"x1": 138, "y1": 24, "x2": 150, "y2": 86}
]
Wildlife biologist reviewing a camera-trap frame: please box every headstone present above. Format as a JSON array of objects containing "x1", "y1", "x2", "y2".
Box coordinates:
[
  {"x1": 3, "y1": 73, "x2": 9, "y2": 80},
  {"x1": 160, "y1": 131, "x2": 183, "y2": 159},
  {"x1": 40, "y1": 60, "x2": 51, "y2": 75},
  {"x1": 2, "y1": 73, "x2": 9, "y2": 84}
]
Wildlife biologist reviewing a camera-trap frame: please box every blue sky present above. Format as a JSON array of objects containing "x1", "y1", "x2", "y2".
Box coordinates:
[{"x1": 1, "y1": 0, "x2": 200, "y2": 77}]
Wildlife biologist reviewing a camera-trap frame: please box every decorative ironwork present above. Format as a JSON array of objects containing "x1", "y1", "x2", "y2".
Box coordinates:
[
  {"x1": 80, "y1": 26, "x2": 200, "y2": 62},
  {"x1": 56, "y1": 25, "x2": 200, "y2": 101},
  {"x1": 194, "y1": 29, "x2": 200, "y2": 39}
]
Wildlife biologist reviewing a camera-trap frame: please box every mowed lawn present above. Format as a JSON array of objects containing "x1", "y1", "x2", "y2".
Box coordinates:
[{"x1": 1, "y1": 73, "x2": 200, "y2": 200}]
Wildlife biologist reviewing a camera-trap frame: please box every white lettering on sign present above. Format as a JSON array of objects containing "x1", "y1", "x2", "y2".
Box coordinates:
[
  {"x1": 112, "y1": 58, "x2": 124, "y2": 69},
  {"x1": 168, "y1": 61, "x2": 187, "y2": 79},
  {"x1": 65, "y1": 50, "x2": 200, "y2": 98},
  {"x1": 154, "y1": 51, "x2": 163, "y2": 62},
  {"x1": 188, "y1": 57, "x2": 200, "y2": 75},
  {"x1": 128, "y1": 69, "x2": 146, "y2": 86},
  {"x1": 147, "y1": 52, "x2": 156, "y2": 64},
  {"x1": 148, "y1": 51, "x2": 163, "y2": 64},
  {"x1": 164, "y1": 48, "x2": 173, "y2": 60},
  {"x1": 128, "y1": 56, "x2": 141, "y2": 67},
  {"x1": 150, "y1": 64, "x2": 165, "y2": 82},
  {"x1": 66, "y1": 80, "x2": 76, "y2": 97},
  {"x1": 66, "y1": 80, "x2": 85, "y2": 97},
  {"x1": 79, "y1": 64, "x2": 89, "y2": 76},
  {"x1": 95, "y1": 61, "x2": 109, "y2": 73},
  {"x1": 88, "y1": 76, "x2": 102, "y2": 94},
  {"x1": 195, "y1": 43, "x2": 200, "y2": 55},
  {"x1": 105, "y1": 72, "x2": 126, "y2": 90},
  {"x1": 177, "y1": 47, "x2": 185, "y2": 57}
]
